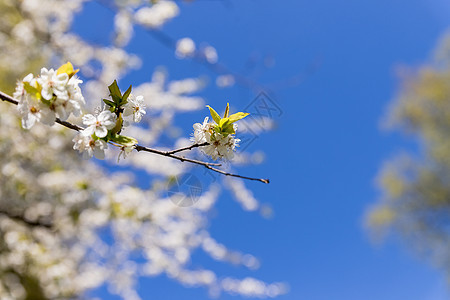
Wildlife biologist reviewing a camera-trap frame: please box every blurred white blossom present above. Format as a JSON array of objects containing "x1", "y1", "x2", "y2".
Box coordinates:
[
  {"x1": 203, "y1": 45, "x2": 218, "y2": 64},
  {"x1": 134, "y1": 2, "x2": 179, "y2": 28},
  {"x1": 216, "y1": 74, "x2": 235, "y2": 88},
  {"x1": 176, "y1": 38, "x2": 196, "y2": 59}
]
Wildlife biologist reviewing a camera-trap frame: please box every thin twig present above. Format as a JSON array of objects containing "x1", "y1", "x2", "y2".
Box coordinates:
[
  {"x1": 135, "y1": 145, "x2": 269, "y2": 183},
  {"x1": 134, "y1": 145, "x2": 221, "y2": 167},
  {"x1": 1, "y1": 91, "x2": 269, "y2": 183},
  {"x1": 203, "y1": 165, "x2": 270, "y2": 184},
  {"x1": 165, "y1": 142, "x2": 209, "y2": 155}
]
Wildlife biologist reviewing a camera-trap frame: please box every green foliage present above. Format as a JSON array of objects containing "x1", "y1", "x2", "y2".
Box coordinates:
[
  {"x1": 0, "y1": 1, "x2": 49, "y2": 95},
  {"x1": 103, "y1": 80, "x2": 134, "y2": 136},
  {"x1": 206, "y1": 103, "x2": 249, "y2": 136},
  {"x1": 106, "y1": 80, "x2": 132, "y2": 109}
]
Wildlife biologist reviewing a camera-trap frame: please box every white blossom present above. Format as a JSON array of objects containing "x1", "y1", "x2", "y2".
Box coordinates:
[
  {"x1": 73, "y1": 133, "x2": 108, "y2": 159},
  {"x1": 37, "y1": 67, "x2": 69, "y2": 101},
  {"x1": 117, "y1": 145, "x2": 134, "y2": 162},
  {"x1": 65, "y1": 76, "x2": 86, "y2": 117},
  {"x1": 191, "y1": 117, "x2": 240, "y2": 160},
  {"x1": 15, "y1": 72, "x2": 56, "y2": 129},
  {"x1": 123, "y1": 95, "x2": 146, "y2": 123},
  {"x1": 18, "y1": 98, "x2": 55, "y2": 129},
  {"x1": 192, "y1": 117, "x2": 212, "y2": 144},
  {"x1": 14, "y1": 70, "x2": 86, "y2": 127},
  {"x1": 13, "y1": 73, "x2": 34, "y2": 102},
  {"x1": 82, "y1": 111, "x2": 116, "y2": 138}
]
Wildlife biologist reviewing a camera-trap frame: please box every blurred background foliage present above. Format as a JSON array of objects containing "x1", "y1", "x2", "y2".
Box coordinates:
[
  {"x1": 0, "y1": 0, "x2": 47, "y2": 93},
  {"x1": 367, "y1": 33, "x2": 450, "y2": 278}
]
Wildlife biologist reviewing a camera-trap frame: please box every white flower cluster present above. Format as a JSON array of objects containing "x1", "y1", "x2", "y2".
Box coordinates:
[
  {"x1": 72, "y1": 94, "x2": 145, "y2": 160},
  {"x1": 13, "y1": 63, "x2": 147, "y2": 161},
  {"x1": 192, "y1": 117, "x2": 240, "y2": 160},
  {"x1": 13, "y1": 68, "x2": 85, "y2": 129}
]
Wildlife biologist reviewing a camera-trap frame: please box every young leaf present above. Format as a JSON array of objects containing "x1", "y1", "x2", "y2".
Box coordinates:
[
  {"x1": 108, "y1": 80, "x2": 122, "y2": 104},
  {"x1": 213, "y1": 125, "x2": 221, "y2": 134},
  {"x1": 220, "y1": 118, "x2": 235, "y2": 135},
  {"x1": 103, "y1": 99, "x2": 116, "y2": 108},
  {"x1": 219, "y1": 117, "x2": 230, "y2": 129},
  {"x1": 112, "y1": 134, "x2": 138, "y2": 147},
  {"x1": 206, "y1": 105, "x2": 221, "y2": 124},
  {"x1": 221, "y1": 124, "x2": 235, "y2": 135},
  {"x1": 57, "y1": 62, "x2": 79, "y2": 78},
  {"x1": 121, "y1": 85, "x2": 132, "y2": 105},
  {"x1": 224, "y1": 103, "x2": 230, "y2": 118},
  {"x1": 228, "y1": 112, "x2": 249, "y2": 123}
]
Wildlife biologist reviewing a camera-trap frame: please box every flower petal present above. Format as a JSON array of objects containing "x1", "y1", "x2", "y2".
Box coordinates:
[
  {"x1": 82, "y1": 114, "x2": 96, "y2": 126},
  {"x1": 94, "y1": 126, "x2": 108, "y2": 138}
]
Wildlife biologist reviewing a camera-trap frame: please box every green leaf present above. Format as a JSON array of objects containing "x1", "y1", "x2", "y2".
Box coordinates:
[
  {"x1": 221, "y1": 121, "x2": 235, "y2": 135},
  {"x1": 219, "y1": 117, "x2": 230, "y2": 128},
  {"x1": 218, "y1": 117, "x2": 235, "y2": 136},
  {"x1": 213, "y1": 125, "x2": 221, "y2": 134},
  {"x1": 121, "y1": 85, "x2": 132, "y2": 105},
  {"x1": 224, "y1": 103, "x2": 230, "y2": 118},
  {"x1": 112, "y1": 134, "x2": 138, "y2": 147},
  {"x1": 103, "y1": 99, "x2": 116, "y2": 108},
  {"x1": 206, "y1": 105, "x2": 221, "y2": 124},
  {"x1": 108, "y1": 80, "x2": 122, "y2": 104},
  {"x1": 228, "y1": 112, "x2": 249, "y2": 123}
]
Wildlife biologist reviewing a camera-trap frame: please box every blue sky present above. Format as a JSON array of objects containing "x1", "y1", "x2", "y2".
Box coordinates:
[{"x1": 76, "y1": 0, "x2": 450, "y2": 299}]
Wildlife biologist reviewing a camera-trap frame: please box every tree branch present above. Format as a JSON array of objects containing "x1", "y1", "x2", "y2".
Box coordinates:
[
  {"x1": 0, "y1": 210, "x2": 53, "y2": 229},
  {"x1": 0, "y1": 91, "x2": 269, "y2": 183}
]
